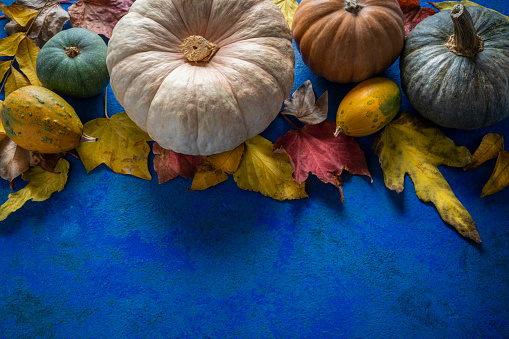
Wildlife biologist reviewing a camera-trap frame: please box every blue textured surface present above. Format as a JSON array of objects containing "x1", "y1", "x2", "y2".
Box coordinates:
[{"x1": 1, "y1": 1, "x2": 509, "y2": 338}]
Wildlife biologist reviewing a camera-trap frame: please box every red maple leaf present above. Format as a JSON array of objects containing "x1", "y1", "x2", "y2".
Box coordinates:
[
  {"x1": 274, "y1": 121, "x2": 371, "y2": 202},
  {"x1": 152, "y1": 143, "x2": 205, "y2": 184},
  {"x1": 398, "y1": 0, "x2": 436, "y2": 37}
]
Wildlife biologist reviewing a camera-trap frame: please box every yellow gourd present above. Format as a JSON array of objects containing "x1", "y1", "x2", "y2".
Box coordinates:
[{"x1": 335, "y1": 77, "x2": 401, "y2": 137}]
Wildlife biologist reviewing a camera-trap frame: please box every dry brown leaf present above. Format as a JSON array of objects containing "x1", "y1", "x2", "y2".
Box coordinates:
[
  {"x1": 68, "y1": 0, "x2": 135, "y2": 38},
  {"x1": 5, "y1": 0, "x2": 70, "y2": 48},
  {"x1": 481, "y1": 151, "x2": 509, "y2": 198},
  {"x1": 281, "y1": 80, "x2": 328, "y2": 125},
  {"x1": 464, "y1": 133, "x2": 504, "y2": 171},
  {"x1": 0, "y1": 137, "x2": 30, "y2": 182}
]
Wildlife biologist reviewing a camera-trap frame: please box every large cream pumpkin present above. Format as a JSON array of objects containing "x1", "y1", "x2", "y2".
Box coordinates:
[{"x1": 106, "y1": 0, "x2": 295, "y2": 155}]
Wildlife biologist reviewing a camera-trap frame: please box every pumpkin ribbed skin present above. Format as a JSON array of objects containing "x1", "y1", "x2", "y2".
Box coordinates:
[
  {"x1": 36, "y1": 27, "x2": 109, "y2": 99},
  {"x1": 106, "y1": 0, "x2": 295, "y2": 156},
  {"x1": 400, "y1": 6, "x2": 509, "y2": 129},
  {"x1": 336, "y1": 77, "x2": 401, "y2": 137},
  {"x1": 292, "y1": 0, "x2": 405, "y2": 83},
  {"x1": 1, "y1": 86, "x2": 83, "y2": 153}
]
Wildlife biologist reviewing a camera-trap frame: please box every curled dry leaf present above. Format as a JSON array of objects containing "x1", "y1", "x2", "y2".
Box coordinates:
[
  {"x1": 0, "y1": 137, "x2": 68, "y2": 184},
  {"x1": 233, "y1": 135, "x2": 307, "y2": 201},
  {"x1": 0, "y1": 158, "x2": 69, "y2": 222},
  {"x1": 464, "y1": 133, "x2": 504, "y2": 171},
  {"x1": 152, "y1": 143, "x2": 205, "y2": 184},
  {"x1": 481, "y1": 151, "x2": 509, "y2": 198},
  {"x1": 398, "y1": 0, "x2": 436, "y2": 37},
  {"x1": 373, "y1": 113, "x2": 480, "y2": 243},
  {"x1": 270, "y1": 0, "x2": 298, "y2": 29},
  {"x1": 0, "y1": 3, "x2": 38, "y2": 27},
  {"x1": 68, "y1": 0, "x2": 136, "y2": 38},
  {"x1": 274, "y1": 121, "x2": 371, "y2": 203},
  {"x1": 5, "y1": 0, "x2": 70, "y2": 48},
  {"x1": 429, "y1": 0, "x2": 509, "y2": 21},
  {"x1": 190, "y1": 144, "x2": 245, "y2": 191},
  {"x1": 281, "y1": 80, "x2": 328, "y2": 125},
  {"x1": 76, "y1": 112, "x2": 152, "y2": 180}
]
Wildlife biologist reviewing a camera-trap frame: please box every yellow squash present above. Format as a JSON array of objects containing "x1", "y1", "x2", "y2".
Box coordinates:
[
  {"x1": 1, "y1": 86, "x2": 83, "y2": 153},
  {"x1": 335, "y1": 77, "x2": 401, "y2": 137}
]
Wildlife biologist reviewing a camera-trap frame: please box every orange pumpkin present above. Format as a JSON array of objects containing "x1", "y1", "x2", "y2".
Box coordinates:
[{"x1": 292, "y1": 0, "x2": 405, "y2": 83}]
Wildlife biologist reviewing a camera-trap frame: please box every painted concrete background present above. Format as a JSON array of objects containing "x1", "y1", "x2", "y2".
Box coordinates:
[{"x1": 1, "y1": 0, "x2": 508, "y2": 337}]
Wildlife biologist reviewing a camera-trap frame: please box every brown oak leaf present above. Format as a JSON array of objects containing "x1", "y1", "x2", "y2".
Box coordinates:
[
  {"x1": 5, "y1": 0, "x2": 70, "y2": 48},
  {"x1": 68, "y1": 0, "x2": 135, "y2": 38},
  {"x1": 274, "y1": 120, "x2": 371, "y2": 202},
  {"x1": 152, "y1": 142, "x2": 205, "y2": 184}
]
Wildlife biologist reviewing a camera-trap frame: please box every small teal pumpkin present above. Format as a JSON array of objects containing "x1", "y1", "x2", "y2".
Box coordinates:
[
  {"x1": 400, "y1": 5, "x2": 509, "y2": 129},
  {"x1": 36, "y1": 27, "x2": 109, "y2": 98}
]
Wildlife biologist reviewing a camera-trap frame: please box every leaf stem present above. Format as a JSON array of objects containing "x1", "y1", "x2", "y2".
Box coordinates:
[
  {"x1": 104, "y1": 88, "x2": 109, "y2": 119},
  {"x1": 280, "y1": 112, "x2": 300, "y2": 130}
]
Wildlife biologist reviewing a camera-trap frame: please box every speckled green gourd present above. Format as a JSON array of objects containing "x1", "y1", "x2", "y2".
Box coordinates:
[
  {"x1": 335, "y1": 77, "x2": 401, "y2": 137},
  {"x1": 36, "y1": 27, "x2": 109, "y2": 98},
  {"x1": 1, "y1": 86, "x2": 83, "y2": 153}
]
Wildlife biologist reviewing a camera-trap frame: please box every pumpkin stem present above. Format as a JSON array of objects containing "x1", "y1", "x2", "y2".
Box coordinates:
[
  {"x1": 65, "y1": 46, "x2": 80, "y2": 58},
  {"x1": 344, "y1": 0, "x2": 363, "y2": 14},
  {"x1": 446, "y1": 5, "x2": 484, "y2": 57},
  {"x1": 180, "y1": 35, "x2": 219, "y2": 63}
]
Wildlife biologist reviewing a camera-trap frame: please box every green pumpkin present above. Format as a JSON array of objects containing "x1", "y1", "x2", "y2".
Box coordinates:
[
  {"x1": 36, "y1": 27, "x2": 109, "y2": 98},
  {"x1": 400, "y1": 5, "x2": 509, "y2": 129}
]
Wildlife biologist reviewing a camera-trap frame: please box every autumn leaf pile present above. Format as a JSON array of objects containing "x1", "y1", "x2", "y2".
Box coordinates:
[{"x1": 0, "y1": 0, "x2": 508, "y2": 244}]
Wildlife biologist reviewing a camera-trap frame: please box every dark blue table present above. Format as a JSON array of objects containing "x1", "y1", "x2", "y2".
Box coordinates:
[{"x1": 1, "y1": 0, "x2": 508, "y2": 337}]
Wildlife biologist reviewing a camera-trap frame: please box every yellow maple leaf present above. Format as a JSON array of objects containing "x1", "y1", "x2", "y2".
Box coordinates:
[
  {"x1": 270, "y1": 0, "x2": 298, "y2": 29},
  {"x1": 481, "y1": 151, "x2": 509, "y2": 198},
  {"x1": 372, "y1": 113, "x2": 480, "y2": 243},
  {"x1": 0, "y1": 158, "x2": 69, "y2": 222},
  {"x1": 233, "y1": 135, "x2": 307, "y2": 201},
  {"x1": 464, "y1": 133, "x2": 504, "y2": 171},
  {"x1": 0, "y1": 3, "x2": 38, "y2": 27},
  {"x1": 15, "y1": 36, "x2": 41, "y2": 86},
  {"x1": 429, "y1": 0, "x2": 509, "y2": 21},
  {"x1": 5, "y1": 65, "x2": 30, "y2": 97},
  {"x1": 191, "y1": 144, "x2": 245, "y2": 191},
  {"x1": 0, "y1": 32, "x2": 26, "y2": 56},
  {"x1": 76, "y1": 112, "x2": 152, "y2": 180}
]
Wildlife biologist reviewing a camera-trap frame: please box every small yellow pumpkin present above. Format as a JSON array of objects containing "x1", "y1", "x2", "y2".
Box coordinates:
[
  {"x1": 335, "y1": 77, "x2": 401, "y2": 137},
  {"x1": 1, "y1": 86, "x2": 83, "y2": 153}
]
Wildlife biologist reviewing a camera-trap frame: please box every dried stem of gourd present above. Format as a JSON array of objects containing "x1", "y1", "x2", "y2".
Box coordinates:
[
  {"x1": 80, "y1": 133, "x2": 97, "y2": 143},
  {"x1": 446, "y1": 4, "x2": 484, "y2": 57},
  {"x1": 180, "y1": 35, "x2": 219, "y2": 62},
  {"x1": 333, "y1": 125, "x2": 343, "y2": 137}
]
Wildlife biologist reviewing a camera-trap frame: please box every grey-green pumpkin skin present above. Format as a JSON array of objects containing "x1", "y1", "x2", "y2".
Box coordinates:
[
  {"x1": 400, "y1": 7, "x2": 509, "y2": 130},
  {"x1": 36, "y1": 27, "x2": 109, "y2": 99}
]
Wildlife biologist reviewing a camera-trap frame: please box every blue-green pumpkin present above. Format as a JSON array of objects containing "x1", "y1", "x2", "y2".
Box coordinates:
[{"x1": 36, "y1": 27, "x2": 109, "y2": 98}]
